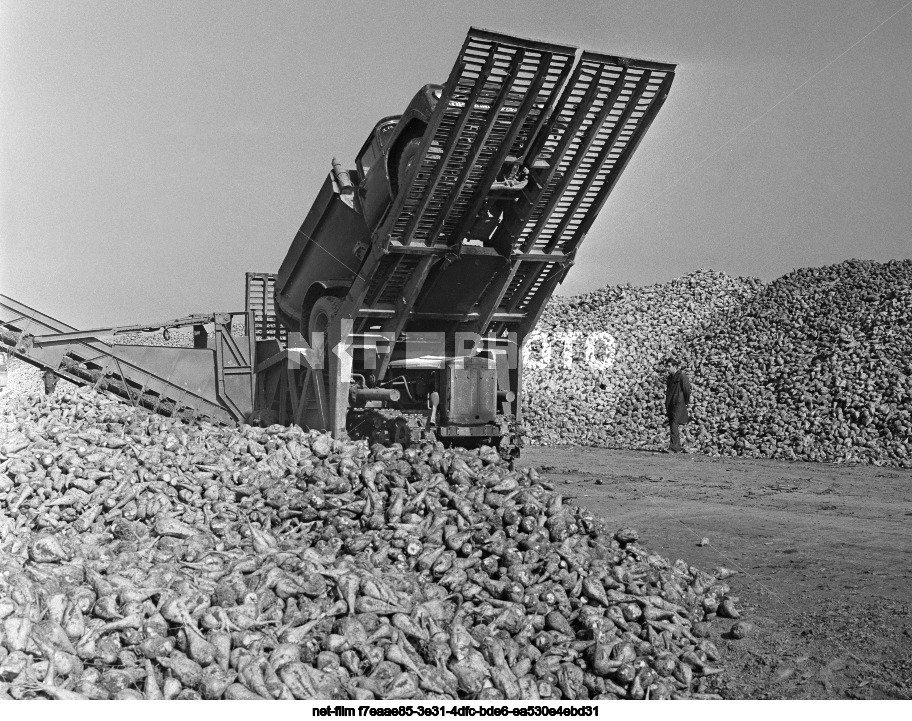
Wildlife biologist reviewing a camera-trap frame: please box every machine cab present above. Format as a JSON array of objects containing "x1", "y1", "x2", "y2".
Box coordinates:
[
  {"x1": 356, "y1": 117, "x2": 399, "y2": 228},
  {"x1": 354, "y1": 85, "x2": 442, "y2": 232},
  {"x1": 356, "y1": 117, "x2": 398, "y2": 180}
]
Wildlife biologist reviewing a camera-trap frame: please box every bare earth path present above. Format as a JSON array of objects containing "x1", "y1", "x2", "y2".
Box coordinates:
[{"x1": 521, "y1": 446, "x2": 912, "y2": 699}]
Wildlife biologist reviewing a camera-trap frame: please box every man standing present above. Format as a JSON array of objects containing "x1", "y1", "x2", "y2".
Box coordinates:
[{"x1": 663, "y1": 357, "x2": 691, "y2": 453}]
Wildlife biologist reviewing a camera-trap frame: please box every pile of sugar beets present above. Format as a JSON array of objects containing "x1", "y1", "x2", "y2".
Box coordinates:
[
  {"x1": 522, "y1": 270, "x2": 759, "y2": 449},
  {"x1": 0, "y1": 388, "x2": 741, "y2": 700},
  {"x1": 683, "y1": 259, "x2": 912, "y2": 465},
  {"x1": 524, "y1": 260, "x2": 912, "y2": 467}
]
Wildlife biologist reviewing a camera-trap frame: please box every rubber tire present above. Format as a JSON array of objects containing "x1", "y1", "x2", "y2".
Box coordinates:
[
  {"x1": 397, "y1": 137, "x2": 423, "y2": 192},
  {"x1": 307, "y1": 295, "x2": 343, "y2": 342}
]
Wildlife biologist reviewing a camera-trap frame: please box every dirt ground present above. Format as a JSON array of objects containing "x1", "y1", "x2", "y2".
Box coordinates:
[{"x1": 521, "y1": 446, "x2": 912, "y2": 700}]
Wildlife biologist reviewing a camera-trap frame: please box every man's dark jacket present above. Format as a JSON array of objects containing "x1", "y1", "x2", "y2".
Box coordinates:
[{"x1": 665, "y1": 370, "x2": 691, "y2": 424}]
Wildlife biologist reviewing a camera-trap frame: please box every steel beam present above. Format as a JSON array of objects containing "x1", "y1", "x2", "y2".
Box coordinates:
[{"x1": 375, "y1": 255, "x2": 439, "y2": 379}]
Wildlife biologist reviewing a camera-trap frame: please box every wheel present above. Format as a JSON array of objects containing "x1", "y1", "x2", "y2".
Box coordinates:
[
  {"x1": 389, "y1": 416, "x2": 411, "y2": 447},
  {"x1": 302, "y1": 295, "x2": 343, "y2": 343},
  {"x1": 397, "y1": 137, "x2": 423, "y2": 191}
]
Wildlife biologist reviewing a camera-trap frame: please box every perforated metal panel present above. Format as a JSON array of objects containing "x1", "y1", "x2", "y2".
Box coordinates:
[{"x1": 245, "y1": 272, "x2": 287, "y2": 343}]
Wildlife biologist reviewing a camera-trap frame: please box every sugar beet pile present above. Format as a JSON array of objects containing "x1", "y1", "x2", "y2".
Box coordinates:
[
  {"x1": 524, "y1": 259, "x2": 912, "y2": 467},
  {"x1": 0, "y1": 389, "x2": 736, "y2": 700},
  {"x1": 522, "y1": 270, "x2": 759, "y2": 448}
]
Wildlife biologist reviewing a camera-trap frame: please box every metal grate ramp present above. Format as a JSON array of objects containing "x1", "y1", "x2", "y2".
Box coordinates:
[
  {"x1": 381, "y1": 28, "x2": 576, "y2": 249},
  {"x1": 516, "y1": 53, "x2": 675, "y2": 255}
]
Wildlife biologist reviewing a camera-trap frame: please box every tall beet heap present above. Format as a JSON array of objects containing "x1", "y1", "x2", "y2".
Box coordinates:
[{"x1": 524, "y1": 259, "x2": 912, "y2": 467}]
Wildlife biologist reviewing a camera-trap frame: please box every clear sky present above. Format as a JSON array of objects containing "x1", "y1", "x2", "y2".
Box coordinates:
[{"x1": 2, "y1": 1, "x2": 910, "y2": 327}]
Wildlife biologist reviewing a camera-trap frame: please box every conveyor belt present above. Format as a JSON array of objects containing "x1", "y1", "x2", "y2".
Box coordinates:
[{"x1": 0, "y1": 294, "x2": 253, "y2": 424}]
